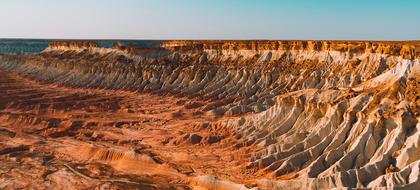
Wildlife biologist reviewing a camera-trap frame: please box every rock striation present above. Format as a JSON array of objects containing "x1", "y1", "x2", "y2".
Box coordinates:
[
  {"x1": 162, "y1": 40, "x2": 419, "y2": 59},
  {"x1": 47, "y1": 41, "x2": 99, "y2": 50},
  {"x1": 0, "y1": 40, "x2": 418, "y2": 190}
]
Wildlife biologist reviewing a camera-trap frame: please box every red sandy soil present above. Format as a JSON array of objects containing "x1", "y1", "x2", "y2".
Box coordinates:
[
  {"x1": 0, "y1": 70, "x2": 258, "y2": 189},
  {"x1": 0, "y1": 40, "x2": 418, "y2": 189}
]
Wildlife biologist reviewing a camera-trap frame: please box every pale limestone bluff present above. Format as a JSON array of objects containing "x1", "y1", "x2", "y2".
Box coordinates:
[
  {"x1": 47, "y1": 41, "x2": 98, "y2": 51},
  {"x1": 0, "y1": 40, "x2": 418, "y2": 190},
  {"x1": 162, "y1": 40, "x2": 419, "y2": 59}
]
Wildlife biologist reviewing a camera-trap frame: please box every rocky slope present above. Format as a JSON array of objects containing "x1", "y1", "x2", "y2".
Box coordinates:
[{"x1": 0, "y1": 40, "x2": 418, "y2": 190}]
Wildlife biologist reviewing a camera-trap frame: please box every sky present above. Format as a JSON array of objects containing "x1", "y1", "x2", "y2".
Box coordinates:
[{"x1": 0, "y1": 0, "x2": 419, "y2": 40}]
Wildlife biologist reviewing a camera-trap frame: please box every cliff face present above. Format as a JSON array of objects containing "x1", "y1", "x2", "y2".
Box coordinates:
[
  {"x1": 162, "y1": 40, "x2": 419, "y2": 59},
  {"x1": 42, "y1": 40, "x2": 419, "y2": 59},
  {"x1": 44, "y1": 41, "x2": 168, "y2": 57},
  {"x1": 0, "y1": 40, "x2": 418, "y2": 190},
  {"x1": 47, "y1": 41, "x2": 99, "y2": 50}
]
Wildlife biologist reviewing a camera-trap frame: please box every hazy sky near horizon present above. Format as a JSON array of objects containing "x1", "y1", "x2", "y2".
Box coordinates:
[{"x1": 1, "y1": 0, "x2": 419, "y2": 40}]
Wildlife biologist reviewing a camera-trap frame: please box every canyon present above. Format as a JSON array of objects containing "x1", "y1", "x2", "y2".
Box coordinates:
[{"x1": 0, "y1": 40, "x2": 419, "y2": 190}]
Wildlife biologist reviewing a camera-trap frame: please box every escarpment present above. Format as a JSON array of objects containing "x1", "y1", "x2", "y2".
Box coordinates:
[
  {"x1": 162, "y1": 40, "x2": 419, "y2": 59},
  {"x1": 0, "y1": 40, "x2": 418, "y2": 190},
  {"x1": 47, "y1": 41, "x2": 99, "y2": 50}
]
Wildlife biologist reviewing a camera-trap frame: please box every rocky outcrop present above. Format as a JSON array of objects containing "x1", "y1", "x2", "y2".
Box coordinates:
[
  {"x1": 47, "y1": 41, "x2": 99, "y2": 51},
  {"x1": 0, "y1": 40, "x2": 418, "y2": 190},
  {"x1": 162, "y1": 40, "x2": 419, "y2": 59}
]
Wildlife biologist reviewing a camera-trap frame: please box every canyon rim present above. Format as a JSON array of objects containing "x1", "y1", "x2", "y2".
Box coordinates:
[
  {"x1": 0, "y1": 40, "x2": 418, "y2": 189},
  {"x1": 1, "y1": 0, "x2": 420, "y2": 189}
]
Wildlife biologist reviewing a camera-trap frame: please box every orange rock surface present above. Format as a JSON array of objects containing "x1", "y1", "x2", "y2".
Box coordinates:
[{"x1": 0, "y1": 40, "x2": 419, "y2": 189}]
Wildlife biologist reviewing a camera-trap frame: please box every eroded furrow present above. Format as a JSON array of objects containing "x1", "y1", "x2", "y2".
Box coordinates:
[{"x1": 0, "y1": 40, "x2": 419, "y2": 190}]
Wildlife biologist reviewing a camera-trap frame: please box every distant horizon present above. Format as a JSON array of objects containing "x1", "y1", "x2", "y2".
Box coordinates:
[
  {"x1": 1, "y1": 0, "x2": 419, "y2": 40},
  {"x1": 1, "y1": 38, "x2": 419, "y2": 42}
]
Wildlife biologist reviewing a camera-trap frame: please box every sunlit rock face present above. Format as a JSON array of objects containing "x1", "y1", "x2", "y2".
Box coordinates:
[{"x1": 0, "y1": 40, "x2": 418, "y2": 190}]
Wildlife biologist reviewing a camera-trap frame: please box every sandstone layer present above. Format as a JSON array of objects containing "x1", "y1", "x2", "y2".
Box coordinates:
[{"x1": 0, "y1": 40, "x2": 419, "y2": 190}]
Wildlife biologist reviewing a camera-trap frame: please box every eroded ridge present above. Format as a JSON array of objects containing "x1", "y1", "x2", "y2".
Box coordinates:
[{"x1": 0, "y1": 40, "x2": 419, "y2": 190}]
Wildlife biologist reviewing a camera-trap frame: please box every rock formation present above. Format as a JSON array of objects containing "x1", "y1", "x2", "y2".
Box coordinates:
[{"x1": 0, "y1": 40, "x2": 418, "y2": 189}]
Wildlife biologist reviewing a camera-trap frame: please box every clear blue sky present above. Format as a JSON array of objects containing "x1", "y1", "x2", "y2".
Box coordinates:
[{"x1": 1, "y1": 0, "x2": 419, "y2": 40}]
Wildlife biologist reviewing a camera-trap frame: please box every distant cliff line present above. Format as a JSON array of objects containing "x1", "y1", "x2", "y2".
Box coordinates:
[
  {"x1": 162, "y1": 40, "x2": 419, "y2": 59},
  {"x1": 46, "y1": 40, "x2": 420, "y2": 59}
]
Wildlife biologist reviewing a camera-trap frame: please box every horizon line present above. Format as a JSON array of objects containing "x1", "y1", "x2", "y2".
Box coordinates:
[{"x1": 1, "y1": 37, "x2": 419, "y2": 42}]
